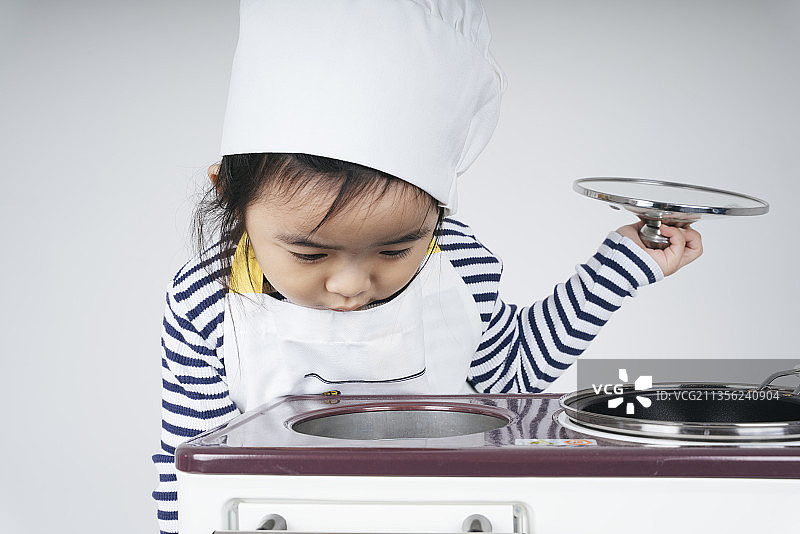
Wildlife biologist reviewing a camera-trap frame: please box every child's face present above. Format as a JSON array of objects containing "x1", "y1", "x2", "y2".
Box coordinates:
[{"x1": 245, "y1": 183, "x2": 439, "y2": 311}]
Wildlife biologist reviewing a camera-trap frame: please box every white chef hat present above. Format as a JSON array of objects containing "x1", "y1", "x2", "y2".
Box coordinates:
[{"x1": 220, "y1": 0, "x2": 506, "y2": 214}]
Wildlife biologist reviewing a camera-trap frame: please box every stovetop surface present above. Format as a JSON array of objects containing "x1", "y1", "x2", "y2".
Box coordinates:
[{"x1": 176, "y1": 394, "x2": 800, "y2": 478}]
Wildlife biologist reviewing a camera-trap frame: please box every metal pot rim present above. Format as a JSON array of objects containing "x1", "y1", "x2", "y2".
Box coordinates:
[{"x1": 559, "y1": 382, "x2": 800, "y2": 441}]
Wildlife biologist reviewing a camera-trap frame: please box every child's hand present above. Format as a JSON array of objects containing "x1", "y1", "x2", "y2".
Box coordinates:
[{"x1": 616, "y1": 222, "x2": 703, "y2": 276}]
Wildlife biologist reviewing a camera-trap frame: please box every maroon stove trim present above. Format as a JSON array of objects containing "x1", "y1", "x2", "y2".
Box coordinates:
[
  {"x1": 176, "y1": 446, "x2": 800, "y2": 479},
  {"x1": 176, "y1": 393, "x2": 800, "y2": 478}
]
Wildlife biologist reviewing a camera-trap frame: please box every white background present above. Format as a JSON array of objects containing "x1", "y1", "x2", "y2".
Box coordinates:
[{"x1": 1, "y1": 1, "x2": 798, "y2": 533}]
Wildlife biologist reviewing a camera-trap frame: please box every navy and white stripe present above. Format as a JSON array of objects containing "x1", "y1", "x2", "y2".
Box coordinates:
[
  {"x1": 441, "y1": 227, "x2": 662, "y2": 394},
  {"x1": 153, "y1": 243, "x2": 234, "y2": 534},
  {"x1": 152, "y1": 218, "x2": 662, "y2": 533}
]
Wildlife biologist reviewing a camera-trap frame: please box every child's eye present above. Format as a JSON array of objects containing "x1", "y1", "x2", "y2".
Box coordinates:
[
  {"x1": 291, "y1": 252, "x2": 326, "y2": 263},
  {"x1": 380, "y1": 248, "x2": 412, "y2": 259}
]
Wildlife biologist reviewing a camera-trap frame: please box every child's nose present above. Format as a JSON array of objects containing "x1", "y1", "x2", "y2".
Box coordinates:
[{"x1": 325, "y1": 266, "x2": 371, "y2": 298}]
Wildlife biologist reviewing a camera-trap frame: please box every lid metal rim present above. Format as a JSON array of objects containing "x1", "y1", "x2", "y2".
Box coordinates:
[{"x1": 573, "y1": 177, "x2": 769, "y2": 216}]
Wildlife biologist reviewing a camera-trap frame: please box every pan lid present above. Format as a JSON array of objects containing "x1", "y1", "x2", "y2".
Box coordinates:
[{"x1": 573, "y1": 177, "x2": 769, "y2": 216}]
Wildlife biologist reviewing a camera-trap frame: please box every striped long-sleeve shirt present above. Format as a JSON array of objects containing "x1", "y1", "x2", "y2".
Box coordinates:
[{"x1": 152, "y1": 217, "x2": 663, "y2": 533}]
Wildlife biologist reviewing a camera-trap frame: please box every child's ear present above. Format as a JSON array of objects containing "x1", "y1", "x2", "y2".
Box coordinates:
[{"x1": 207, "y1": 163, "x2": 221, "y2": 188}]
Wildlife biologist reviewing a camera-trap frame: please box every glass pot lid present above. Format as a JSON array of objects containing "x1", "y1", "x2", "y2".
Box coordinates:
[{"x1": 573, "y1": 177, "x2": 769, "y2": 249}]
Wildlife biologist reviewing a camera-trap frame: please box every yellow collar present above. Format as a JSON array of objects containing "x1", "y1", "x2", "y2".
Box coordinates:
[{"x1": 230, "y1": 234, "x2": 264, "y2": 294}]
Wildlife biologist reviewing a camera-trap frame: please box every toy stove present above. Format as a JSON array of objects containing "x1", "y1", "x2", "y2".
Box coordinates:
[{"x1": 177, "y1": 390, "x2": 800, "y2": 534}]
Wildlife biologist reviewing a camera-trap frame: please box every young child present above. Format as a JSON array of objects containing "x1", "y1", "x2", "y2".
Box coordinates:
[{"x1": 153, "y1": 1, "x2": 702, "y2": 532}]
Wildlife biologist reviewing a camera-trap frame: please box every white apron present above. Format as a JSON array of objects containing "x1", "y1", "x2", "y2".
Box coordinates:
[{"x1": 222, "y1": 241, "x2": 483, "y2": 412}]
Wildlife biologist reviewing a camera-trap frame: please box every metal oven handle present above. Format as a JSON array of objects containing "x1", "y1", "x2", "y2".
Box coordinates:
[{"x1": 213, "y1": 512, "x2": 503, "y2": 534}]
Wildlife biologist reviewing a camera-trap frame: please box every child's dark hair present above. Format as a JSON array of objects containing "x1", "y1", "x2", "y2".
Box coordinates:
[{"x1": 192, "y1": 153, "x2": 444, "y2": 292}]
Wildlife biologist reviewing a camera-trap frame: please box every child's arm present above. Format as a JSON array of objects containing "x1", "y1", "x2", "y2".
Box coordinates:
[
  {"x1": 438, "y1": 219, "x2": 673, "y2": 393},
  {"x1": 152, "y1": 256, "x2": 239, "y2": 534}
]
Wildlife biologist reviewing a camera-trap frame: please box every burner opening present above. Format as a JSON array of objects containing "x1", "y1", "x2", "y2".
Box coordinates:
[{"x1": 291, "y1": 404, "x2": 510, "y2": 440}]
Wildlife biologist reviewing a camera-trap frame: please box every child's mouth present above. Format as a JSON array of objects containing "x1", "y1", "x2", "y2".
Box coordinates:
[{"x1": 330, "y1": 305, "x2": 361, "y2": 312}]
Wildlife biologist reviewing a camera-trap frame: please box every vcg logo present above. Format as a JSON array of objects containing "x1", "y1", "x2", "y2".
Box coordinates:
[{"x1": 591, "y1": 369, "x2": 654, "y2": 415}]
